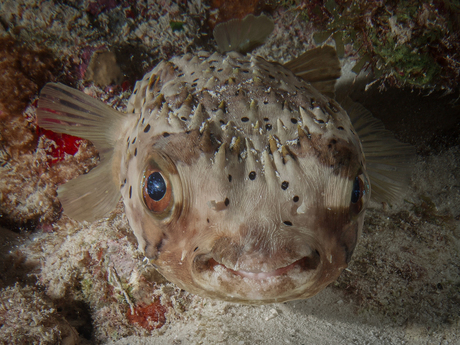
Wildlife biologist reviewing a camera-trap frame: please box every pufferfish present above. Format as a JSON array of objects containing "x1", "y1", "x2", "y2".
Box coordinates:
[{"x1": 37, "y1": 15, "x2": 413, "y2": 303}]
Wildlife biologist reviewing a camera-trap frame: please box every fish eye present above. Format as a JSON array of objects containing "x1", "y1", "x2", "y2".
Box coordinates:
[
  {"x1": 350, "y1": 173, "x2": 369, "y2": 214},
  {"x1": 147, "y1": 172, "x2": 167, "y2": 200},
  {"x1": 351, "y1": 176, "x2": 362, "y2": 204},
  {"x1": 142, "y1": 169, "x2": 172, "y2": 213}
]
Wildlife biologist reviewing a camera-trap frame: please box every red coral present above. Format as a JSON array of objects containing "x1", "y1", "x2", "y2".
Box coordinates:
[
  {"x1": 126, "y1": 301, "x2": 167, "y2": 331},
  {"x1": 38, "y1": 128, "x2": 83, "y2": 165}
]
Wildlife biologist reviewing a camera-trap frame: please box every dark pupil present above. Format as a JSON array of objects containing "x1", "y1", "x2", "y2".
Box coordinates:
[
  {"x1": 147, "y1": 172, "x2": 166, "y2": 201},
  {"x1": 351, "y1": 176, "x2": 361, "y2": 204}
]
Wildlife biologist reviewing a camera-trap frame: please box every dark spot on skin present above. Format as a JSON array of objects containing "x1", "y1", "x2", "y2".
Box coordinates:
[
  {"x1": 132, "y1": 137, "x2": 136, "y2": 144},
  {"x1": 217, "y1": 68, "x2": 223, "y2": 72},
  {"x1": 141, "y1": 118, "x2": 144, "y2": 125},
  {"x1": 291, "y1": 118, "x2": 298, "y2": 124},
  {"x1": 263, "y1": 100, "x2": 268, "y2": 104},
  {"x1": 129, "y1": 186, "x2": 132, "y2": 198},
  {"x1": 281, "y1": 181, "x2": 289, "y2": 190},
  {"x1": 283, "y1": 221, "x2": 292, "y2": 226},
  {"x1": 194, "y1": 246, "x2": 199, "y2": 252},
  {"x1": 338, "y1": 126, "x2": 345, "y2": 131},
  {"x1": 328, "y1": 139, "x2": 337, "y2": 149},
  {"x1": 228, "y1": 175, "x2": 232, "y2": 182},
  {"x1": 178, "y1": 73, "x2": 184, "y2": 77},
  {"x1": 268, "y1": 74, "x2": 275, "y2": 79},
  {"x1": 263, "y1": 117, "x2": 269, "y2": 121},
  {"x1": 134, "y1": 148, "x2": 137, "y2": 156},
  {"x1": 193, "y1": 78, "x2": 199, "y2": 82},
  {"x1": 241, "y1": 69, "x2": 249, "y2": 73},
  {"x1": 241, "y1": 117, "x2": 249, "y2": 122},
  {"x1": 209, "y1": 66, "x2": 216, "y2": 71},
  {"x1": 224, "y1": 198, "x2": 230, "y2": 206},
  {"x1": 191, "y1": 83, "x2": 198, "y2": 87},
  {"x1": 181, "y1": 116, "x2": 188, "y2": 121},
  {"x1": 293, "y1": 195, "x2": 299, "y2": 202},
  {"x1": 220, "y1": 120, "x2": 226, "y2": 125},
  {"x1": 207, "y1": 219, "x2": 210, "y2": 223},
  {"x1": 315, "y1": 119, "x2": 325, "y2": 124},
  {"x1": 265, "y1": 124, "x2": 272, "y2": 131},
  {"x1": 144, "y1": 124, "x2": 151, "y2": 132},
  {"x1": 124, "y1": 179, "x2": 127, "y2": 184},
  {"x1": 249, "y1": 171, "x2": 256, "y2": 180},
  {"x1": 191, "y1": 71, "x2": 195, "y2": 75},
  {"x1": 127, "y1": 137, "x2": 130, "y2": 142},
  {"x1": 155, "y1": 238, "x2": 165, "y2": 255},
  {"x1": 163, "y1": 132, "x2": 170, "y2": 137}
]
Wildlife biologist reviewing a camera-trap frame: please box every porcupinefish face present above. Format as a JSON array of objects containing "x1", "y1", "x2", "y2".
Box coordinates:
[{"x1": 119, "y1": 51, "x2": 370, "y2": 303}]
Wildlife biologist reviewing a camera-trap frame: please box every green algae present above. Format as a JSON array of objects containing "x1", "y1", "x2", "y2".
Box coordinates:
[{"x1": 288, "y1": 0, "x2": 460, "y2": 90}]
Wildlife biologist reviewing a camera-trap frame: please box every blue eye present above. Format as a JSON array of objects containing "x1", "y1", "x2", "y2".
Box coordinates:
[
  {"x1": 351, "y1": 176, "x2": 361, "y2": 204},
  {"x1": 142, "y1": 165, "x2": 173, "y2": 214},
  {"x1": 146, "y1": 172, "x2": 167, "y2": 201}
]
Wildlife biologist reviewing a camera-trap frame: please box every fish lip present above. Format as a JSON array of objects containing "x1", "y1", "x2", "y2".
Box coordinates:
[
  {"x1": 195, "y1": 252, "x2": 321, "y2": 281},
  {"x1": 213, "y1": 256, "x2": 318, "y2": 280}
]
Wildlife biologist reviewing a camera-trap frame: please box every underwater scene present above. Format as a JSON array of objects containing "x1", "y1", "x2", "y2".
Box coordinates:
[{"x1": 0, "y1": 1, "x2": 459, "y2": 344}]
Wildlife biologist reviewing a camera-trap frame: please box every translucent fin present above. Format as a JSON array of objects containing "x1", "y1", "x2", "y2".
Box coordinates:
[
  {"x1": 37, "y1": 83, "x2": 125, "y2": 221},
  {"x1": 284, "y1": 46, "x2": 341, "y2": 98},
  {"x1": 37, "y1": 83, "x2": 124, "y2": 159},
  {"x1": 213, "y1": 14, "x2": 274, "y2": 54},
  {"x1": 341, "y1": 97, "x2": 416, "y2": 204}
]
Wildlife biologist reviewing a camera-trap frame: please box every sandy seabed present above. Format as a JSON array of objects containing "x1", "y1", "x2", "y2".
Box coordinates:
[{"x1": 0, "y1": 1, "x2": 459, "y2": 344}]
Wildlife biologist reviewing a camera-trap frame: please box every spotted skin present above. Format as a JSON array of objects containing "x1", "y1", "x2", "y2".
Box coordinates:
[{"x1": 116, "y1": 51, "x2": 370, "y2": 303}]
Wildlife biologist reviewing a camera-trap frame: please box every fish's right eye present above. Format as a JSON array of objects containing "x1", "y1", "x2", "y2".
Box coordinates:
[
  {"x1": 142, "y1": 169, "x2": 172, "y2": 213},
  {"x1": 349, "y1": 173, "x2": 370, "y2": 215},
  {"x1": 351, "y1": 176, "x2": 362, "y2": 204}
]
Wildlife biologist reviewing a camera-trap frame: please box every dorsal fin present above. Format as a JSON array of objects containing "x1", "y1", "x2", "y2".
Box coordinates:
[
  {"x1": 37, "y1": 83, "x2": 125, "y2": 222},
  {"x1": 340, "y1": 97, "x2": 416, "y2": 204},
  {"x1": 213, "y1": 14, "x2": 274, "y2": 54},
  {"x1": 284, "y1": 46, "x2": 341, "y2": 98}
]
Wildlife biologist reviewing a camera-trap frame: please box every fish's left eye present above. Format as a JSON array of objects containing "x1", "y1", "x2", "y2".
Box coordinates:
[{"x1": 142, "y1": 169, "x2": 172, "y2": 213}]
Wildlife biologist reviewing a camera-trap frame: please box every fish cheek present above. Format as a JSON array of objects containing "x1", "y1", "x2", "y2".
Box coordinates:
[
  {"x1": 338, "y1": 219, "x2": 360, "y2": 264},
  {"x1": 317, "y1": 207, "x2": 360, "y2": 267},
  {"x1": 124, "y1": 199, "x2": 166, "y2": 260},
  {"x1": 134, "y1": 153, "x2": 185, "y2": 259}
]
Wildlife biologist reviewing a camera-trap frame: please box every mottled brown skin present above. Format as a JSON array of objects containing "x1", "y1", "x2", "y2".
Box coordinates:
[
  {"x1": 118, "y1": 51, "x2": 369, "y2": 303},
  {"x1": 121, "y1": 128, "x2": 366, "y2": 303}
]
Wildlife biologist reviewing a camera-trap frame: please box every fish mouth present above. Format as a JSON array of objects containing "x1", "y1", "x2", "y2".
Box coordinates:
[
  {"x1": 207, "y1": 254, "x2": 320, "y2": 280},
  {"x1": 191, "y1": 251, "x2": 323, "y2": 302}
]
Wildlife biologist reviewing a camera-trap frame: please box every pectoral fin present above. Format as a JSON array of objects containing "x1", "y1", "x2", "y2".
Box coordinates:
[{"x1": 37, "y1": 83, "x2": 126, "y2": 221}]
